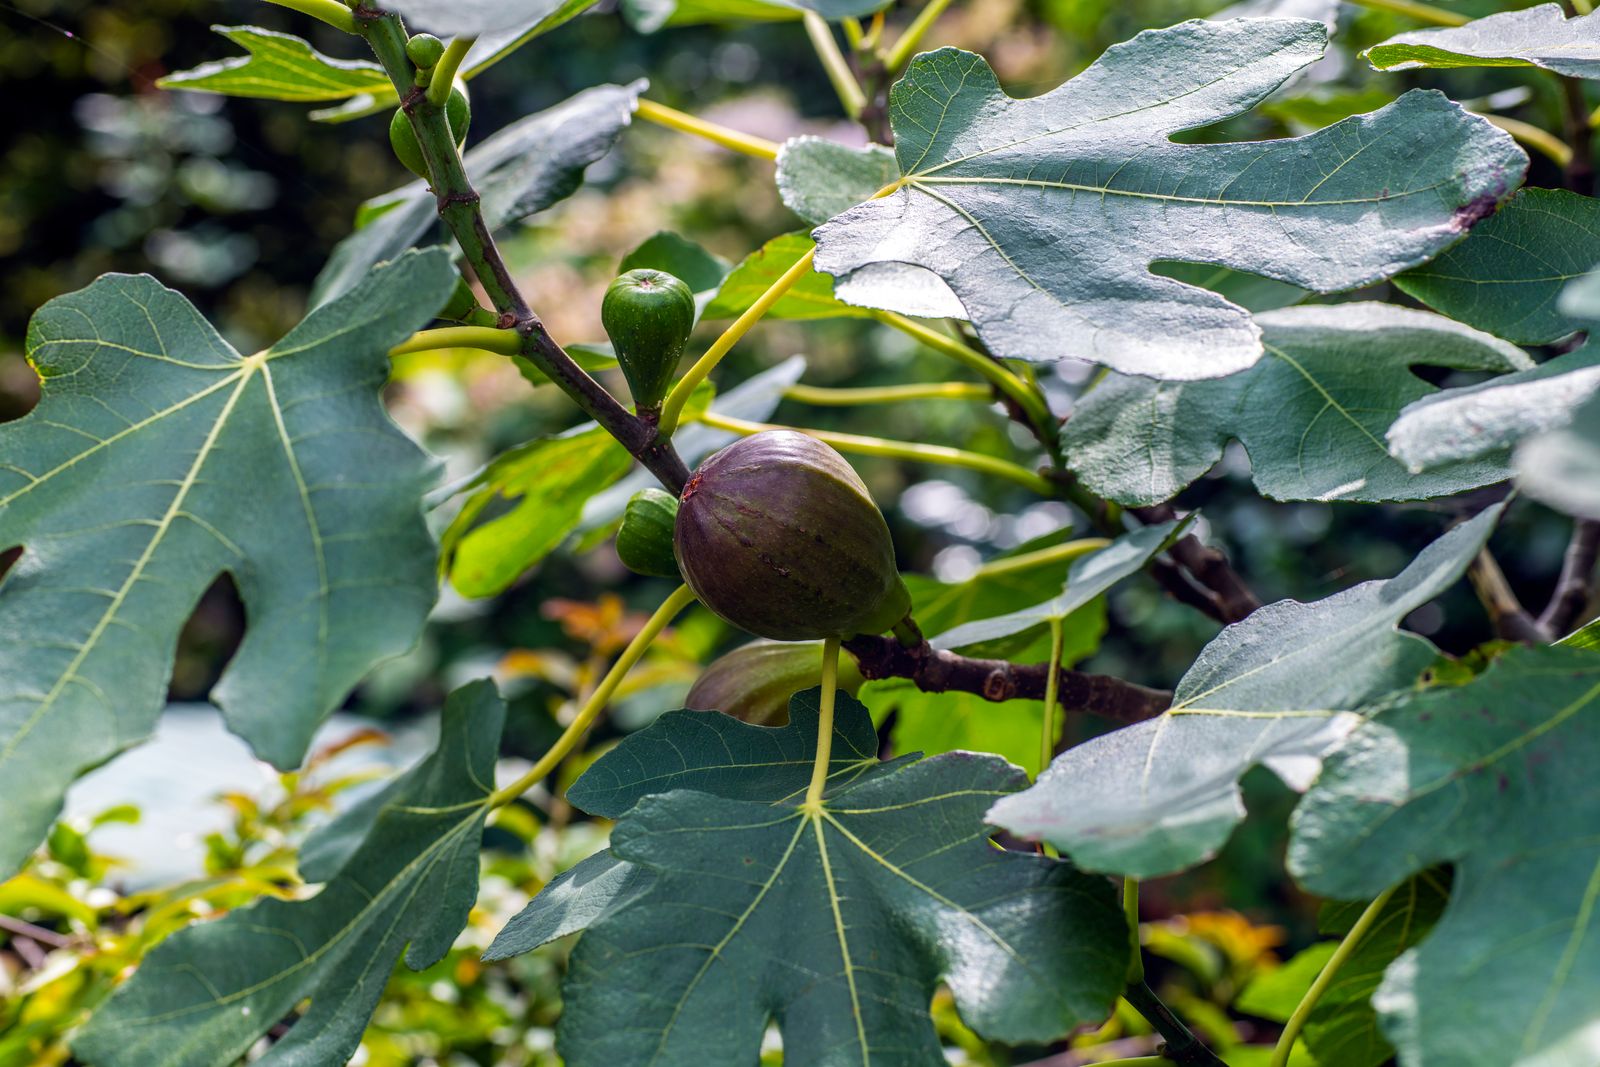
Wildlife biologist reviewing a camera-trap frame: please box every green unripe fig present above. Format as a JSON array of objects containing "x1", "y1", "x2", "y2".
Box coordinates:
[
  {"x1": 600, "y1": 268, "x2": 695, "y2": 412},
  {"x1": 685, "y1": 639, "x2": 865, "y2": 725},
  {"x1": 388, "y1": 83, "x2": 470, "y2": 180},
  {"x1": 616, "y1": 488, "x2": 681, "y2": 579},
  {"x1": 405, "y1": 33, "x2": 446, "y2": 69},
  {"x1": 674, "y1": 430, "x2": 912, "y2": 641}
]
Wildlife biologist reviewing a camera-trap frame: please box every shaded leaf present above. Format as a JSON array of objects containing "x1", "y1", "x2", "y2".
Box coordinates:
[
  {"x1": 1150, "y1": 261, "x2": 1309, "y2": 313},
  {"x1": 986, "y1": 506, "x2": 1500, "y2": 878},
  {"x1": 485, "y1": 849, "x2": 653, "y2": 959},
  {"x1": 932, "y1": 519, "x2": 1191, "y2": 649},
  {"x1": 702, "y1": 233, "x2": 873, "y2": 321},
  {"x1": 621, "y1": 0, "x2": 889, "y2": 34},
  {"x1": 1396, "y1": 188, "x2": 1600, "y2": 344},
  {"x1": 158, "y1": 25, "x2": 389, "y2": 102},
  {"x1": 0, "y1": 251, "x2": 454, "y2": 880},
  {"x1": 1236, "y1": 942, "x2": 1338, "y2": 1022},
  {"x1": 73, "y1": 680, "x2": 505, "y2": 1067},
  {"x1": 1386, "y1": 344, "x2": 1600, "y2": 472},
  {"x1": 311, "y1": 81, "x2": 643, "y2": 305},
  {"x1": 810, "y1": 24, "x2": 1525, "y2": 379},
  {"x1": 618, "y1": 230, "x2": 729, "y2": 295},
  {"x1": 1288, "y1": 645, "x2": 1600, "y2": 1067},
  {"x1": 442, "y1": 424, "x2": 634, "y2": 598},
  {"x1": 1517, "y1": 390, "x2": 1600, "y2": 519},
  {"x1": 1065, "y1": 303, "x2": 1531, "y2": 506},
  {"x1": 553, "y1": 690, "x2": 1129, "y2": 1065},
  {"x1": 1364, "y1": 3, "x2": 1600, "y2": 79},
  {"x1": 384, "y1": 0, "x2": 596, "y2": 37}
]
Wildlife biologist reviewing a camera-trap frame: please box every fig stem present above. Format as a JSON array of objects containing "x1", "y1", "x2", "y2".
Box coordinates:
[
  {"x1": 1124, "y1": 878, "x2": 1143, "y2": 983},
  {"x1": 803, "y1": 636, "x2": 843, "y2": 810},
  {"x1": 634, "y1": 99, "x2": 780, "y2": 160},
  {"x1": 804, "y1": 12, "x2": 867, "y2": 118},
  {"x1": 698, "y1": 412, "x2": 1056, "y2": 495},
  {"x1": 390, "y1": 326, "x2": 521, "y2": 357},
  {"x1": 657, "y1": 248, "x2": 818, "y2": 437},
  {"x1": 1344, "y1": 0, "x2": 1469, "y2": 26},
  {"x1": 883, "y1": 0, "x2": 954, "y2": 71},
  {"x1": 1039, "y1": 617, "x2": 1063, "y2": 780},
  {"x1": 263, "y1": 0, "x2": 357, "y2": 32},
  {"x1": 426, "y1": 36, "x2": 474, "y2": 108},
  {"x1": 976, "y1": 538, "x2": 1110, "y2": 580},
  {"x1": 783, "y1": 381, "x2": 992, "y2": 406},
  {"x1": 1269, "y1": 883, "x2": 1400, "y2": 1067},
  {"x1": 488, "y1": 584, "x2": 697, "y2": 808}
]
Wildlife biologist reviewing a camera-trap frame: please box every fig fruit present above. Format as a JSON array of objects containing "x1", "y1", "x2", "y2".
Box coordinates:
[
  {"x1": 686, "y1": 639, "x2": 865, "y2": 725},
  {"x1": 388, "y1": 83, "x2": 470, "y2": 180},
  {"x1": 673, "y1": 430, "x2": 911, "y2": 641},
  {"x1": 405, "y1": 33, "x2": 446, "y2": 69},
  {"x1": 600, "y1": 268, "x2": 694, "y2": 413},
  {"x1": 616, "y1": 488, "x2": 680, "y2": 579}
]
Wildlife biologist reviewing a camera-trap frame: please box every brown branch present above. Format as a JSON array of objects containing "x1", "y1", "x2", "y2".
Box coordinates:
[
  {"x1": 1468, "y1": 548, "x2": 1547, "y2": 644},
  {"x1": 356, "y1": 7, "x2": 691, "y2": 494},
  {"x1": 842, "y1": 635, "x2": 1171, "y2": 724},
  {"x1": 1132, "y1": 504, "x2": 1261, "y2": 623},
  {"x1": 1539, "y1": 518, "x2": 1600, "y2": 637},
  {"x1": 1123, "y1": 980, "x2": 1227, "y2": 1067}
]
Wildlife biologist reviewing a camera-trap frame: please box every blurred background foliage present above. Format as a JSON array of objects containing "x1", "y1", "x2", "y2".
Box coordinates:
[{"x1": 0, "y1": 0, "x2": 1586, "y2": 1062}]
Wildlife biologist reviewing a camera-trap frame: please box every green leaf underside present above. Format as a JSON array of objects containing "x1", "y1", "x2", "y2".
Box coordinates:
[
  {"x1": 987, "y1": 506, "x2": 1501, "y2": 878},
  {"x1": 931, "y1": 518, "x2": 1190, "y2": 649},
  {"x1": 1300, "y1": 871, "x2": 1450, "y2": 1067},
  {"x1": 158, "y1": 25, "x2": 390, "y2": 102},
  {"x1": 703, "y1": 233, "x2": 874, "y2": 321},
  {"x1": 544, "y1": 690, "x2": 1127, "y2": 1065},
  {"x1": 1065, "y1": 303, "x2": 1531, "y2": 506},
  {"x1": 1289, "y1": 645, "x2": 1600, "y2": 1067},
  {"x1": 1518, "y1": 391, "x2": 1600, "y2": 519},
  {"x1": 1364, "y1": 3, "x2": 1600, "y2": 80},
  {"x1": 809, "y1": 22, "x2": 1527, "y2": 380},
  {"x1": 73, "y1": 680, "x2": 505, "y2": 1067},
  {"x1": 0, "y1": 250, "x2": 454, "y2": 881},
  {"x1": 1386, "y1": 344, "x2": 1600, "y2": 472},
  {"x1": 442, "y1": 424, "x2": 634, "y2": 598},
  {"x1": 309, "y1": 0, "x2": 597, "y2": 123},
  {"x1": 311, "y1": 81, "x2": 643, "y2": 306},
  {"x1": 1396, "y1": 188, "x2": 1600, "y2": 345}
]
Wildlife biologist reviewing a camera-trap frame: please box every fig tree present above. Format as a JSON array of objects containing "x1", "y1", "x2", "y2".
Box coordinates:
[
  {"x1": 388, "y1": 83, "x2": 470, "y2": 180},
  {"x1": 673, "y1": 430, "x2": 911, "y2": 641},
  {"x1": 405, "y1": 33, "x2": 446, "y2": 70},
  {"x1": 600, "y1": 268, "x2": 694, "y2": 413}
]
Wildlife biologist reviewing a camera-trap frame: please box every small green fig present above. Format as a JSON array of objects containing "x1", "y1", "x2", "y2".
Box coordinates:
[
  {"x1": 388, "y1": 83, "x2": 470, "y2": 180},
  {"x1": 405, "y1": 33, "x2": 446, "y2": 69},
  {"x1": 600, "y1": 268, "x2": 695, "y2": 413},
  {"x1": 674, "y1": 430, "x2": 912, "y2": 641},
  {"x1": 616, "y1": 488, "x2": 680, "y2": 579},
  {"x1": 686, "y1": 640, "x2": 865, "y2": 725}
]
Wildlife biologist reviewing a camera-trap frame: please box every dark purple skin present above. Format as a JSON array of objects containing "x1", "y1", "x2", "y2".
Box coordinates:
[{"x1": 674, "y1": 430, "x2": 911, "y2": 641}]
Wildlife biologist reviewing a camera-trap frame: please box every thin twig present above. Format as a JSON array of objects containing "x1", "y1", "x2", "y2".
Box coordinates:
[
  {"x1": 1539, "y1": 519, "x2": 1600, "y2": 636},
  {"x1": 1468, "y1": 548, "x2": 1547, "y2": 644},
  {"x1": 1132, "y1": 504, "x2": 1260, "y2": 623},
  {"x1": 1123, "y1": 981, "x2": 1227, "y2": 1067}
]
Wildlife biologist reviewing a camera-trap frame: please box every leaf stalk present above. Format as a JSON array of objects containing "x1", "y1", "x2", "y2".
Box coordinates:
[{"x1": 803, "y1": 636, "x2": 843, "y2": 810}]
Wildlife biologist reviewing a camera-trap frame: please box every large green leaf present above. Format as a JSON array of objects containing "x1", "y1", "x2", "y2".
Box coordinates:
[
  {"x1": 1288, "y1": 645, "x2": 1600, "y2": 1067},
  {"x1": 1395, "y1": 189, "x2": 1600, "y2": 344},
  {"x1": 1065, "y1": 303, "x2": 1531, "y2": 506},
  {"x1": 932, "y1": 519, "x2": 1190, "y2": 649},
  {"x1": 809, "y1": 22, "x2": 1525, "y2": 380},
  {"x1": 986, "y1": 506, "x2": 1499, "y2": 878},
  {"x1": 311, "y1": 81, "x2": 643, "y2": 305},
  {"x1": 1364, "y1": 4, "x2": 1600, "y2": 79},
  {"x1": 702, "y1": 233, "x2": 874, "y2": 321},
  {"x1": 1518, "y1": 391, "x2": 1600, "y2": 519},
  {"x1": 0, "y1": 251, "x2": 454, "y2": 881},
  {"x1": 158, "y1": 25, "x2": 390, "y2": 102},
  {"x1": 550, "y1": 690, "x2": 1129, "y2": 1065},
  {"x1": 73, "y1": 679, "x2": 505, "y2": 1067},
  {"x1": 1386, "y1": 344, "x2": 1600, "y2": 472}
]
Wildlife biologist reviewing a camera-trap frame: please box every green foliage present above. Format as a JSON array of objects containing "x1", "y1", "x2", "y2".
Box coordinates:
[
  {"x1": 808, "y1": 24, "x2": 1526, "y2": 378},
  {"x1": 158, "y1": 26, "x2": 390, "y2": 102},
  {"x1": 1364, "y1": 4, "x2": 1600, "y2": 78},
  {"x1": 0, "y1": 251, "x2": 454, "y2": 881},
  {"x1": 1290, "y1": 646, "x2": 1600, "y2": 1066}
]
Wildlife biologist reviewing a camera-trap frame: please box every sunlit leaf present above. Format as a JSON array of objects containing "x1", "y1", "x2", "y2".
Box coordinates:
[
  {"x1": 1364, "y1": 3, "x2": 1600, "y2": 79},
  {"x1": 810, "y1": 23, "x2": 1525, "y2": 379},
  {"x1": 1066, "y1": 303, "x2": 1531, "y2": 505},
  {"x1": 74, "y1": 680, "x2": 505, "y2": 1067},
  {"x1": 0, "y1": 251, "x2": 454, "y2": 880},
  {"x1": 987, "y1": 506, "x2": 1501, "y2": 878},
  {"x1": 1289, "y1": 645, "x2": 1600, "y2": 1067},
  {"x1": 702, "y1": 233, "x2": 872, "y2": 320},
  {"x1": 158, "y1": 25, "x2": 389, "y2": 102}
]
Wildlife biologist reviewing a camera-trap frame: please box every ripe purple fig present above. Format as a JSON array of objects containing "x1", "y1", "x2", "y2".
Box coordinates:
[
  {"x1": 685, "y1": 639, "x2": 865, "y2": 725},
  {"x1": 673, "y1": 430, "x2": 911, "y2": 641}
]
